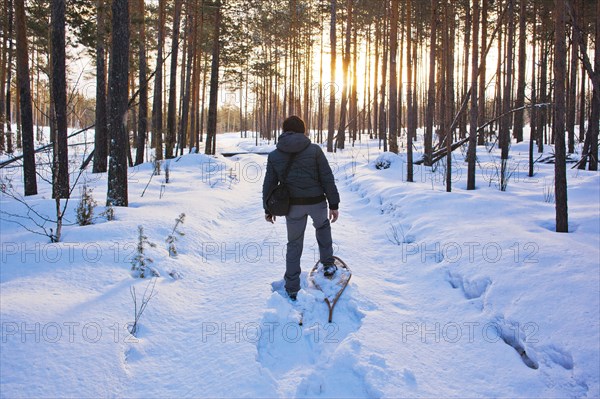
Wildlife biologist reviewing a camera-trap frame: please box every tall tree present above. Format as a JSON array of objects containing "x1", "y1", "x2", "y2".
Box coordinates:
[
  {"x1": 444, "y1": 0, "x2": 455, "y2": 192},
  {"x1": 477, "y1": 0, "x2": 488, "y2": 145},
  {"x1": 93, "y1": 0, "x2": 108, "y2": 173},
  {"x1": 165, "y1": 0, "x2": 182, "y2": 159},
  {"x1": 467, "y1": 0, "x2": 480, "y2": 190},
  {"x1": 500, "y1": 0, "x2": 515, "y2": 191},
  {"x1": 4, "y1": 0, "x2": 13, "y2": 154},
  {"x1": 178, "y1": 6, "x2": 195, "y2": 156},
  {"x1": 513, "y1": 0, "x2": 526, "y2": 143},
  {"x1": 0, "y1": 0, "x2": 7, "y2": 153},
  {"x1": 134, "y1": 0, "x2": 148, "y2": 166},
  {"x1": 106, "y1": 0, "x2": 130, "y2": 207},
  {"x1": 388, "y1": 0, "x2": 399, "y2": 154},
  {"x1": 14, "y1": 0, "x2": 37, "y2": 195},
  {"x1": 327, "y1": 0, "x2": 336, "y2": 153},
  {"x1": 405, "y1": 0, "x2": 414, "y2": 181},
  {"x1": 566, "y1": 1, "x2": 577, "y2": 154},
  {"x1": 151, "y1": 0, "x2": 165, "y2": 160},
  {"x1": 424, "y1": 0, "x2": 436, "y2": 165},
  {"x1": 578, "y1": 0, "x2": 599, "y2": 171},
  {"x1": 336, "y1": 0, "x2": 352, "y2": 150},
  {"x1": 51, "y1": 0, "x2": 69, "y2": 198},
  {"x1": 554, "y1": 0, "x2": 568, "y2": 232},
  {"x1": 205, "y1": 1, "x2": 221, "y2": 156}
]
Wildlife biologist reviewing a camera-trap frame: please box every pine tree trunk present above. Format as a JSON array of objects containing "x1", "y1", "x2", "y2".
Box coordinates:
[
  {"x1": 388, "y1": 0, "x2": 399, "y2": 154},
  {"x1": 106, "y1": 0, "x2": 130, "y2": 207},
  {"x1": 467, "y1": 0, "x2": 480, "y2": 190},
  {"x1": 500, "y1": 0, "x2": 514, "y2": 191},
  {"x1": 165, "y1": 0, "x2": 182, "y2": 159},
  {"x1": 566, "y1": 7, "x2": 577, "y2": 154},
  {"x1": 0, "y1": 0, "x2": 7, "y2": 153},
  {"x1": 14, "y1": 0, "x2": 36, "y2": 195},
  {"x1": 405, "y1": 0, "x2": 414, "y2": 181},
  {"x1": 477, "y1": 0, "x2": 488, "y2": 145},
  {"x1": 350, "y1": 27, "x2": 358, "y2": 144},
  {"x1": 151, "y1": 0, "x2": 165, "y2": 159},
  {"x1": 379, "y1": 2, "x2": 388, "y2": 152},
  {"x1": 327, "y1": 0, "x2": 336, "y2": 152},
  {"x1": 529, "y1": 2, "x2": 537, "y2": 177},
  {"x1": 373, "y1": 19, "x2": 380, "y2": 142},
  {"x1": 178, "y1": 7, "x2": 194, "y2": 156},
  {"x1": 590, "y1": 0, "x2": 600, "y2": 171},
  {"x1": 4, "y1": 0, "x2": 13, "y2": 154},
  {"x1": 554, "y1": 0, "x2": 568, "y2": 233},
  {"x1": 513, "y1": 0, "x2": 526, "y2": 143},
  {"x1": 51, "y1": 0, "x2": 69, "y2": 198},
  {"x1": 445, "y1": 0, "x2": 454, "y2": 193},
  {"x1": 135, "y1": 0, "x2": 148, "y2": 166},
  {"x1": 336, "y1": 0, "x2": 351, "y2": 150},
  {"x1": 205, "y1": 2, "x2": 221, "y2": 156},
  {"x1": 93, "y1": 0, "x2": 108, "y2": 173},
  {"x1": 538, "y1": 41, "x2": 548, "y2": 152},
  {"x1": 424, "y1": 0, "x2": 436, "y2": 165},
  {"x1": 318, "y1": 11, "x2": 324, "y2": 143},
  {"x1": 460, "y1": 0, "x2": 471, "y2": 139}
]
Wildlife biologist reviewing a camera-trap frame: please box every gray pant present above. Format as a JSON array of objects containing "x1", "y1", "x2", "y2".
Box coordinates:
[{"x1": 284, "y1": 201, "x2": 334, "y2": 293}]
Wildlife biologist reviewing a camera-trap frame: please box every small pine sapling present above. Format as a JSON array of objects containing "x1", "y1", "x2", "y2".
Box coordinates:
[
  {"x1": 166, "y1": 213, "x2": 186, "y2": 257},
  {"x1": 76, "y1": 184, "x2": 97, "y2": 226},
  {"x1": 131, "y1": 225, "x2": 159, "y2": 278},
  {"x1": 100, "y1": 204, "x2": 115, "y2": 221}
]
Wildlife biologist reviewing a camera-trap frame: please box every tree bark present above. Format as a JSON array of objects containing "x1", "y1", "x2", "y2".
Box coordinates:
[
  {"x1": 151, "y1": 0, "x2": 165, "y2": 160},
  {"x1": 513, "y1": 0, "x2": 526, "y2": 143},
  {"x1": 14, "y1": 0, "x2": 37, "y2": 195},
  {"x1": 467, "y1": 0, "x2": 480, "y2": 190},
  {"x1": 205, "y1": 2, "x2": 221, "y2": 156},
  {"x1": 135, "y1": 0, "x2": 148, "y2": 166},
  {"x1": 405, "y1": 0, "x2": 414, "y2": 181},
  {"x1": 566, "y1": 2, "x2": 577, "y2": 154},
  {"x1": 165, "y1": 0, "x2": 182, "y2": 159},
  {"x1": 93, "y1": 0, "x2": 108, "y2": 173},
  {"x1": 51, "y1": 0, "x2": 69, "y2": 198},
  {"x1": 0, "y1": 0, "x2": 7, "y2": 153},
  {"x1": 106, "y1": 0, "x2": 130, "y2": 207},
  {"x1": 554, "y1": 0, "x2": 568, "y2": 232},
  {"x1": 327, "y1": 0, "x2": 336, "y2": 152},
  {"x1": 424, "y1": 0, "x2": 436, "y2": 165},
  {"x1": 336, "y1": 0, "x2": 351, "y2": 150},
  {"x1": 477, "y1": 0, "x2": 488, "y2": 145},
  {"x1": 388, "y1": 0, "x2": 399, "y2": 154}
]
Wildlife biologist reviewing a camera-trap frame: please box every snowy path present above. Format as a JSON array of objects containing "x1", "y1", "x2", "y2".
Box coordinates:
[{"x1": 1, "y1": 135, "x2": 598, "y2": 398}]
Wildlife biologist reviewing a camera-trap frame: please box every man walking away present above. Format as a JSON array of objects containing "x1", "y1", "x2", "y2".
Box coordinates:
[{"x1": 262, "y1": 116, "x2": 340, "y2": 300}]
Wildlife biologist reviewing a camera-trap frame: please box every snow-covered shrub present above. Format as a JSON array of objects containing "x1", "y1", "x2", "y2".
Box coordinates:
[{"x1": 374, "y1": 152, "x2": 398, "y2": 170}]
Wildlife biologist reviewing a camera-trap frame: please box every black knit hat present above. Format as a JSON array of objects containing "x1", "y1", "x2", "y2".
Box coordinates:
[{"x1": 282, "y1": 115, "x2": 306, "y2": 134}]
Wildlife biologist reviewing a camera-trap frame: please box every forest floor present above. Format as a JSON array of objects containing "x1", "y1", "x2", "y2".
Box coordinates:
[{"x1": 1, "y1": 130, "x2": 598, "y2": 397}]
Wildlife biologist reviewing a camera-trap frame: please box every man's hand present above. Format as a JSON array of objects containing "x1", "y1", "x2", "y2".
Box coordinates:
[
  {"x1": 265, "y1": 214, "x2": 276, "y2": 223},
  {"x1": 329, "y1": 209, "x2": 339, "y2": 223}
]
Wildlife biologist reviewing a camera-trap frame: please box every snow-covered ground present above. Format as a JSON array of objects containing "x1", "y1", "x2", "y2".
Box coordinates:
[{"x1": 1, "y1": 128, "x2": 598, "y2": 398}]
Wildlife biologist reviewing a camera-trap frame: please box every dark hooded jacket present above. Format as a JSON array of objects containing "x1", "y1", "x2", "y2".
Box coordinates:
[{"x1": 263, "y1": 132, "x2": 340, "y2": 213}]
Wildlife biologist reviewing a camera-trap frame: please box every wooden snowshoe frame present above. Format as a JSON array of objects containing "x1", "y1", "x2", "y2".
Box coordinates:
[{"x1": 308, "y1": 256, "x2": 352, "y2": 323}]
